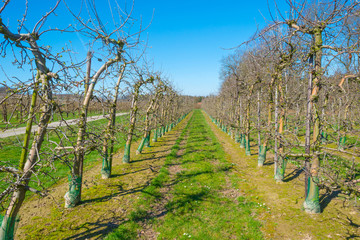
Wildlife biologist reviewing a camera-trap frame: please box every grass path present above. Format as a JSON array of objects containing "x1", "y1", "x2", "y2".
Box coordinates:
[
  {"x1": 16, "y1": 113, "x2": 192, "y2": 239},
  {"x1": 106, "y1": 109, "x2": 264, "y2": 239},
  {"x1": 203, "y1": 110, "x2": 360, "y2": 239}
]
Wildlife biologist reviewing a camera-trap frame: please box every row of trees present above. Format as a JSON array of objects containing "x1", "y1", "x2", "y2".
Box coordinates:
[
  {"x1": 0, "y1": 1, "x2": 194, "y2": 238},
  {"x1": 203, "y1": 0, "x2": 360, "y2": 214}
]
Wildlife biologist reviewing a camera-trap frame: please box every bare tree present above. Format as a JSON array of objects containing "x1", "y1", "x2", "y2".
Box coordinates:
[{"x1": 0, "y1": 1, "x2": 69, "y2": 237}]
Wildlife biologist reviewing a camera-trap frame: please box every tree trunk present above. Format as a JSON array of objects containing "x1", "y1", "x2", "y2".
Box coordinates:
[
  {"x1": 257, "y1": 89, "x2": 263, "y2": 166},
  {"x1": 303, "y1": 30, "x2": 322, "y2": 214},
  {"x1": 19, "y1": 81, "x2": 39, "y2": 170},
  {"x1": 137, "y1": 90, "x2": 161, "y2": 154},
  {"x1": 123, "y1": 82, "x2": 142, "y2": 163},
  {"x1": 304, "y1": 55, "x2": 313, "y2": 197},
  {"x1": 274, "y1": 87, "x2": 279, "y2": 180},
  {"x1": 244, "y1": 84, "x2": 255, "y2": 156},
  {"x1": 101, "y1": 65, "x2": 126, "y2": 179},
  {"x1": 65, "y1": 54, "x2": 120, "y2": 208},
  {"x1": 258, "y1": 81, "x2": 274, "y2": 167},
  {"x1": 152, "y1": 127, "x2": 158, "y2": 142},
  {"x1": 274, "y1": 75, "x2": 287, "y2": 182},
  {"x1": 0, "y1": 68, "x2": 53, "y2": 239},
  {"x1": 2, "y1": 100, "x2": 7, "y2": 123}
]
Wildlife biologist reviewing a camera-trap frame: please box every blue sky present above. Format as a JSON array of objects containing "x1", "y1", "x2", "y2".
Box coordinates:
[
  {"x1": 0, "y1": 0, "x2": 288, "y2": 96},
  {"x1": 136, "y1": 0, "x2": 281, "y2": 96}
]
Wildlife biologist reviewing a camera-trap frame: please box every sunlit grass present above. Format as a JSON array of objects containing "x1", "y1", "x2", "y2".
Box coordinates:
[
  {"x1": 0, "y1": 110, "x2": 118, "y2": 130},
  {"x1": 107, "y1": 110, "x2": 263, "y2": 239},
  {"x1": 0, "y1": 114, "x2": 134, "y2": 197}
]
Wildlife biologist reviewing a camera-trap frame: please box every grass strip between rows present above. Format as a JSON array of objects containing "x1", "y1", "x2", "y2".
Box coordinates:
[
  {"x1": 105, "y1": 113, "x2": 190, "y2": 240},
  {"x1": 106, "y1": 109, "x2": 264, "y2": 240}
]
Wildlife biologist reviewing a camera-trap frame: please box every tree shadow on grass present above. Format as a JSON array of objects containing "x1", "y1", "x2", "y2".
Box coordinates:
[
  {"x1": 345, "y1": 219, "x2": 360, "y2": 239},
  {"x1": 110, "y1": 167, "x2": 150, "y2": 178},
  {"x1": 176, "y1": 169, "x2": 214, "y2": 181},
  {"x1": 140, "y1": 149, "x2": 169, "y2": 155},
  {"x1": 130, "y1": 157, "x2": 161, "y2": 163},
  {"x1": 187, "y1": 137, "x2": 208, "y2": 143},
  {"x1": 346, "y1": 232, "x2": 360, "y2": 240},
  {"x1": 80, "y1": 184, "x2": 148, "y2": 205},
  {"x1": 327, "y1": 210, "x2": 360, "y2": 239},
  {"x1": 135, "y1": 187, "x2": 210, "y2": 222},
  {"x1": 151, "y1": 142, "x2": 177, "y2": 148},
  {"x1": 62, "y1": 186, "x2": 147, "y2": 238},
  {"x1": 164, "y1": 188, "x2": 210, "y2": 212},
  {"x1": 263, "y1": 160, "x2": 274, "y2": 166},
  {"x1": 160, "y1": 168, "x2": 217, "y2": 190},
  {"x1": 177, "y1": 149, "x2": 214, "y2": 158},
  {"x1": 63, "y1": 218, "x2": 121, "y2": 240},
  {"x1": 284, "y1": 168, "x2": 303, "y2": 182},
  {"x1": 319, "y1": 190, "x2": 341, "y2": 212},
  {"x1": 66, "y1": 179, "x2": 210, "y2": 240}
]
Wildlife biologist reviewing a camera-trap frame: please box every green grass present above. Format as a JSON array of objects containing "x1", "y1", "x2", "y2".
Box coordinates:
[
  {"x1": 156, "y1": 110, "x2": 263, "y2": 239},
  {"x1": 105, "y1": 222, "x2": 139, "y2": 240},
  {"x1": 0, "y1": 110, "x2": 114, "y2": 130},
  {"x1": 107, "y1": 110, "x2": 263, "y2": 239},
  {"x1": 0, "y1": 114, "x2": 135, "y2": 206},
  {"x1": 105, "y1": 115, "x2": 189, "y2": 240}
]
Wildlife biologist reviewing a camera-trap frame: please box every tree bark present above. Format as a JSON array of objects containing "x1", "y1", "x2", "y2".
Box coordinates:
[
  {"x1": 0, "y1": 47, "x2": 53, "y2": 238},
  {"x1": 123, "y1": 76, "x2": 154, "y2": 163},
  {"x1": 101, "y1": 64, "x2": 126, "y2": 179},
  {"x1": 137, "y1": 85, "x2": 162, "y2": 155},
  {"x1": 303, "y1": 30, "x2": 322, "y2": 214},
  {"x1": 65, "y1": 54, "x2": 120, "y2": 208}
]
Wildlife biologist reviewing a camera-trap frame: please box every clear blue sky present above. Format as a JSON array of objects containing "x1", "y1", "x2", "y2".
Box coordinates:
[
  {"x1": 0, "y1": 0, "x2": 288, "y2": 96},
  {"x1": 136, "y1": 0, "x2": 281, "y2": 96}
]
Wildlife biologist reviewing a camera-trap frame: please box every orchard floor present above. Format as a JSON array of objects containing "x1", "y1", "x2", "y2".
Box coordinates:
[
  {"x1": 15, "y1": 110, "x2": 360, "y2": 239},
  {"x1": 16, "y1": 113, "x2": 193, "y2": 239},
  {"x1": 203, "y1": 111, "x2": 360, "y2": 240}
]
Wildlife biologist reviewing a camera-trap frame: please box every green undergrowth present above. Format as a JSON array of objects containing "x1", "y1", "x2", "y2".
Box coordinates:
[
  {"x1": 106, "y1": 110, "x2": 263, "y2": 240},
  {"x1": 0, "y1": 114, "x2": 136, "y2": 206}
]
